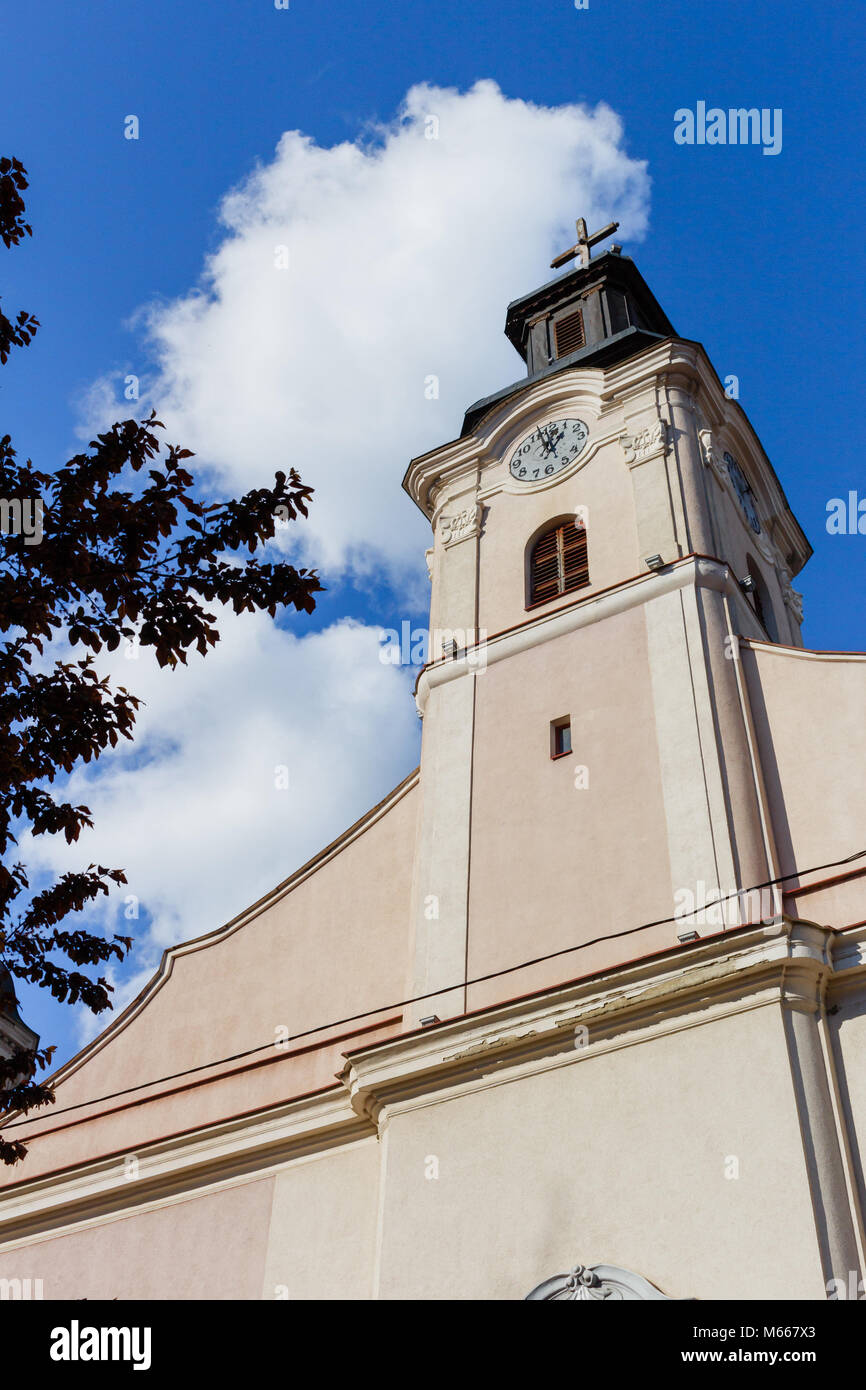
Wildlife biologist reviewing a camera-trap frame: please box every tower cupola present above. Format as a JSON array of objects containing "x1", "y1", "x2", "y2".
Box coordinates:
[{"x1": 462, "y1": 218, "x2": 675, "y2": 436}]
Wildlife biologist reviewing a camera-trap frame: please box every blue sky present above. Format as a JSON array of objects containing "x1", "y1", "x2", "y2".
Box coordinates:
[{"x1": 4, "y1": 0, "x2": 866, "y2": 1069}]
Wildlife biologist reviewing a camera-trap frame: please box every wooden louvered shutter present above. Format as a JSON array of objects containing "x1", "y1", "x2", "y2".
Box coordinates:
[
  {"x1": 529, "y1": 521, "x2": 589, "y2": 605},
  {"x1": 554, "y1": 307, "x2": 585, "y2": 358},
  {"x1": 560, "y1": 519, "x2": 589, "y2": 593}
]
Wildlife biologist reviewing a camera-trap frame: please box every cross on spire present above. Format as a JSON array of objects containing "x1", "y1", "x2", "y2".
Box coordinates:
[{"x1": 551, "y1": 217, "x2": 620, "y2": 271}]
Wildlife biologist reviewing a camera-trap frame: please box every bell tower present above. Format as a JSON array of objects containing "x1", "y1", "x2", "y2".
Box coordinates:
[{"x1": 403, "y1": 221, "x2": 812, "y2": 1027}]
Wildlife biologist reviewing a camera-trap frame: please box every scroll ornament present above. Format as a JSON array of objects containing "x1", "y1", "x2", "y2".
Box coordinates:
[
  {"x1": 780, "y1": 570, "x2": 804, "y2": 624},
  {"x1": 439, "y1": 503, "x2": 482, "y2": 547},
  {"x1": 620, "y1": 418, "x2": 669, "y2": 467}
]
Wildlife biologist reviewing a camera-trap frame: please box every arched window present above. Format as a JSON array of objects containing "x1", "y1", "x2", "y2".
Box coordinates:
[{"x1": 528, "y1": 519, "x2": 589, "y2": 607}]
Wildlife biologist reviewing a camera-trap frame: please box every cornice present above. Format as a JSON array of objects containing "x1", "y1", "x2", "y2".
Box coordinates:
[
  {"x1": 407, "y1": 369, "x2": 614, "y2": 519},
  {"x1": 5, "y1": 920, "x2": 865, "y2": 1249},
  {"x1": 828, "y1": 925, "x2": 866, "y2": 997},
  {"x1": 402, "y1": 342, "x2": 707, "y2": 516},
  {"x1": 341, "y1": 921, "x2": 841, "y2": 1126},
  {"x1": 0, "y1": 1086, "x2": 369, "y2": 1249},
  {"x1": 0, "y1": 1014, "x2": 38, "y2": 1053},
  {"x1": 414, "y1": 554, "x2": 751, "y2": 714},
  {"x1": 740, "y1": 639, "x2": 866, "y2": 666},
  {"x1": 399, "y1": 340, "x2": 687, "y2": 511}
]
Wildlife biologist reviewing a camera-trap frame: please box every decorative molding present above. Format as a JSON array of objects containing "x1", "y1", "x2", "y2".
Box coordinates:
[
  {"x1": 341, "y1": 920, "x2": 848, "y2": 1126},
  {"x1": 698, "y1": 427, "x2": 727, "y2": 485},
  {"x1": 0, "y1": 1088, "x2": 370, "y2": 1250},
  {"x1": 439, "y1": 503, "x2": 481, "y2": 547},
  {"x1": 620, "y1": 417, "x2": 669, "y2": 468},
  {"x1": 699, "y1": 428, "x2": 795, "y2": 573},
  {"x1": 525, "y1": 1263, "x2": 675, "y2": 1301},
  {"x1": 695, "y1": 422, "x2": 809, "y2": 582},
  {"x1": 494, "y1": 427, "x2": 613, "y2": 500},
  {"x1": 405, "y1": 374, "x2": 609, "y2": 515},
  {"x1": 5, "y1": 918, "x2": 866, "y2": 1253},
  {"x1": 779, "y1": 569, "x2": 804, "y2": 625},
  {"x1": 416, "y1": 555, "x2": 739, "y2": 715},
  {"x1": 739, "y1": 637, "x2": 866, "y2": 665}
]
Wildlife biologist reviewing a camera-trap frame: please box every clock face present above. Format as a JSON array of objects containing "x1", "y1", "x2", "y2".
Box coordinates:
[
  {"x1": 724, "y1": 452, "x2": 761, "y2": 533},
  {"x1": 509, "y1": 418, "x2": 589, "y2": 483}
]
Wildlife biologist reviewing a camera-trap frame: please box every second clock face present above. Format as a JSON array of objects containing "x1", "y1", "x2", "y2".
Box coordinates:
[
  {"x1": 509, "y1": 418, "x2": 589, "y2": 483},
  {"x1": 724, "y1": 451, "x2": 761, "y2": 533}
]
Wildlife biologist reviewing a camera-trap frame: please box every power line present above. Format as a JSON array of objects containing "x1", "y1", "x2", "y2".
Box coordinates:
[{"x1": 4, "y1": 845, "x2": 864, "y2": 1131}]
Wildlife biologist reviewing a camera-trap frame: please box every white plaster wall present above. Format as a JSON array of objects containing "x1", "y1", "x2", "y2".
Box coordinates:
[
  {"x1": 261, "y1": 1137, "x2": 381, "y2": 1300},
  {"x1": 374, "y1": 1002, "x2": 824, "y2": 1300}
]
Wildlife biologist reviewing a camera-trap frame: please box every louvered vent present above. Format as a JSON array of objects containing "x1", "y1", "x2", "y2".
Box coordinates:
[
  {"x1": 529, "y1": 521, "x2": 589, "y2": 606},
  {"x1": 553, "y1": 308, "x2": 585, "y2": 358}
]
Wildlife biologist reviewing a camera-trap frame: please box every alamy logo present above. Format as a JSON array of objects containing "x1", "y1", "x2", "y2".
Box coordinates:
[
  {"x1": 0, "y1": 496, "x2": 43, "y2": 545},
  {"x1": 50, "y1": 1320, "x2": 152, "y2": 1371},
  {"x1": 674, "y1": 881, "x2": 783, "y2": 929},
  {"x1": 826, "y1": 492, "x2": 866, "y2": 535},
  {"x1": 0, "y1": 1276, "x2": 43, "y2": 1299},
  {"x1": 674, "y1": 103, "x2": 782, "y2": 156},
  {"x1": 379, "y1": 623, "x2": 488, "y2": 670}
]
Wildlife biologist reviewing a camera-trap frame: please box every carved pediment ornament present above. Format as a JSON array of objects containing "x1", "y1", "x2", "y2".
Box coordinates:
[
  {"x1": 439, "y1": 503, "x2": 482, "y2": 547},
  {"x1": 620, "y1": 417, "x2": 669, "y2": 467},
  {"x1": 525, "y1": 1262, "x2": 675, "y2": 1302}
]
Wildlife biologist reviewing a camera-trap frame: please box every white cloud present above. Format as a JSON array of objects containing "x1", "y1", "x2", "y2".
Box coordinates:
[
  {"x1": 51, "y1": 81, "x2": 650, "y2": 1049},
  {"x1": 22, "y1": 615, "x2": 419, "y2": 1040},
  {"x1": 89, "y1": 79, "x2": 650, "y2": 584}
]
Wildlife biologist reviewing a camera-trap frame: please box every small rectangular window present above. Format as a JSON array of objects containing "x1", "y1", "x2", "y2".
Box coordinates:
[{"x1": 551, "y1": 718, "x2": 571, "y2": 759}]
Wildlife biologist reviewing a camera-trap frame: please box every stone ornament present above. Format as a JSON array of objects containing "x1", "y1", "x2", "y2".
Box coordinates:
[
  {"x1": 701, "y1": 426, "x2": 763, "y2": 524},
  {"x1": 439, "y1": 503, "x2": 482, "y2": 547},
  {"x1": 780, "y1": 570, "x2": 804, "y2": 624},
  {"x1": 700, "y1": 427, "x2": 798, "y2": 579},
  {"x1": 698, "y1": 426, "x2": 727, "y2": 484},
  {"x1": 620, "y1": 417, "x2": 668, "y2": 467},
  {"x1": 525, "y1": 1262, "x2": 674, "y2": 1301}
]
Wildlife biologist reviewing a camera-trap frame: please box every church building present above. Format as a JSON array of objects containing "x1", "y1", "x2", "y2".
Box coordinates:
[
  {"x1": 0, "y1": 968, "x2": 38, "y2": 1078},
  {"x1": 1, "y1": 222, "x2": 865, "y2": 1301}
]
